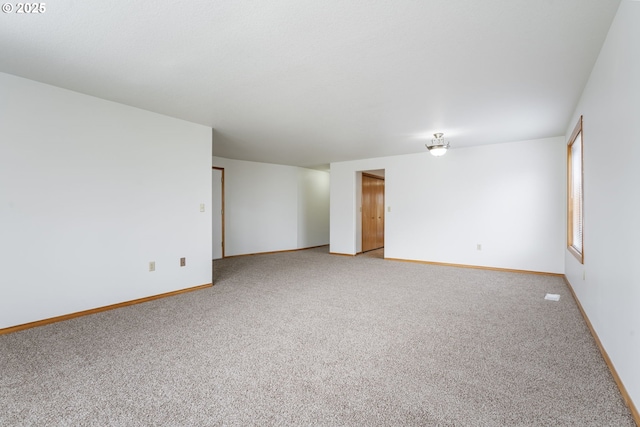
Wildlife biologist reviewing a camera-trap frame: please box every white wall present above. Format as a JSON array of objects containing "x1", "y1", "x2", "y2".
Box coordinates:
[
  {"x1": 297, "y1": 168, "x2": 330, "y2": 248},
  {"x1": 0, "y1": 73, "x2": 212, "y2": 329},
  {"x1": 330, "y1": 137, "x2": 566, "y2": 273},
  {"x1": 355, "y1": 172, "x2": 363, "y2": 253},
  {"x1": 564, "y1": 0, "x2": 640, "y2": 409},
  {"x1": 212, "y1": 156, "x2": 329, "y2": 256}
]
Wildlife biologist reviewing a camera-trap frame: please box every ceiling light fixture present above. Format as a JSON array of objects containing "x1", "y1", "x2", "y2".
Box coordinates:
[{"x1": 425, "y1": 133, "x2": 450, "y2": 157}]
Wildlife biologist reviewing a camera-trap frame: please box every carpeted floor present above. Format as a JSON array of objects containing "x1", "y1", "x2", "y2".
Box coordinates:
[
  {"x1": 0, "y1": 246, "x2": 635, "y2": 426},
  {"x1": 362, "y1": 248, "x2": 384, "y2": 259}
]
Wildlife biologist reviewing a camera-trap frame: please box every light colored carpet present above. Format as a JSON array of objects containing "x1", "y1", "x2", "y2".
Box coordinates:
[
  {"x1": 362, "y1": 248, "x2": 384, "y2": 259},
  {"x1": 0, "y1": 246, "x2": 635, "y2": 426}
]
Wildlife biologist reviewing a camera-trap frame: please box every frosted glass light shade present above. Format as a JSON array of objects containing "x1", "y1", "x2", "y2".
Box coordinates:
[
  {"x1": 428, "y1": 145, "x2": 448, "y2": 156},
  {"x1": 425, "y1": 133, "x2": 450, "y2": 157}
]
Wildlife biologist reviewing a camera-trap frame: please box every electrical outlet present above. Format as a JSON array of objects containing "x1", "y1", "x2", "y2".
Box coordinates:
[
  {"x1": 200, "y1": 204, "x2": 205, "y2": 212},
  {"x1": 149, "y1": 261, "x2": 155, "y2": 272},
  {"x1": 180, "y1": 257, "x2": 186, "y2": 267},
  {"x1": 477, "y1": 244, "x2": 482, "y2": 251}
]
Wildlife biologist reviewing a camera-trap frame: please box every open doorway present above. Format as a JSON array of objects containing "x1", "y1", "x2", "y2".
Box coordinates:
[
  {"x1": 360, "y1": 170, "x2": 385, "y2": 255},
  {"x1": 212, "y1": 167, "x2": 224, "y2": 260}
]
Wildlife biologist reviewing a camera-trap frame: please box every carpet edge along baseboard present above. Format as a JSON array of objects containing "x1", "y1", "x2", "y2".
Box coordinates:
[
  {"x1": 563, "y1": 276, "x2": 640, "y2": 426},
  {"x1": 385, "y1": 257, "x2": 563, "y2": 276},
  {"x1": 0, "y1": 283, "x2": 213, "y2": 336},
  {"x1": 224, "y1": 244, "x2": 328, "y2": 259}
]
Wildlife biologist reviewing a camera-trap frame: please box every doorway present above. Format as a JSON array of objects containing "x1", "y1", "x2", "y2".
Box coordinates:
[
  {"x1": 362, "y1": 173, "x2": 385, "y2": 253},
  {"x1": 212, "y1": 167, "x2": 224, "y2": 260}
]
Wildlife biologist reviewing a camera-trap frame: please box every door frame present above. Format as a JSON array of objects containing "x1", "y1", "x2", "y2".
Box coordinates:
[
  {"x1": 361, "y1": 172, "x2": 385, "y2": 253},
  {"x1": 213, "y1": 167, "x2": 225, "y2": 259}
]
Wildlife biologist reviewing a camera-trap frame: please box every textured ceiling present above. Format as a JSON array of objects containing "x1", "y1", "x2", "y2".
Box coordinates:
[{"x1": 0, "y1": 0, "x2": 621, "y2": 168}]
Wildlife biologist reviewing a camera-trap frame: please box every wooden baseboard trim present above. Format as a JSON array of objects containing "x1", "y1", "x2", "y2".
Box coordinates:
[
  {"x1": 329, "y1": 252, "x2": 356, "y2": 257},
  {"x1": 223, "y1": 245, "x2": 328, "y2": 259},
  {"x1": 0, "y1": 283, "x2": 213, "y2": 336},
  {"x1": 563, "y1": 276, "x2": 640, "y2": 425},
  {"x1": 384, "y1": 257, "x2": 563, "y2": 276}
]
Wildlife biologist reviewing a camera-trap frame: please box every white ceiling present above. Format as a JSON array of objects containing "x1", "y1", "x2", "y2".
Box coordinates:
[{"x1": 1, "y1": 0, "x2": 620, "y2": 168}]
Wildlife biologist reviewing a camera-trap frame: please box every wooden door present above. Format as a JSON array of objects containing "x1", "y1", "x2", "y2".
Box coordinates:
[{"x1": 362, "y1": 174, "x2": 384, "y2": 252}]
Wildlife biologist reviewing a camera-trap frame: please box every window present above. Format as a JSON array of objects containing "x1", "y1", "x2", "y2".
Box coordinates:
[{"x1": 567, "y1": 116, "x2": 584, "y2": 263}]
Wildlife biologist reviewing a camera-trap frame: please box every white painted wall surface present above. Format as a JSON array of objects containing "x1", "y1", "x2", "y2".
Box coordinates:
[
  {"x1": 212, "y1": 168, "x2": 223, "y2": 260},
  {"x1": 297, "y1": 168, "x2": 330, "y2": 248},
  {"x1": 330, "y1": 156, "x2": 387, "y2": 255},
  {"x1": 212, "y1": 156, "x2": 329, "y2": 256},
  {"x1": 564, "y1": 0, "x2": 640, "y2": 409},
  {"x1": 211, "y1": 157, "x2": 297, "y2": 255},
  {"x1": 355, "y1": 172, "x2": 363, "y2": 253},
  {"x1": 330, "y1": 137, "x2": 565, "y2": 274},
  {"x1": 0, "y1": 73, "x2": 212, "y2": 329}
]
